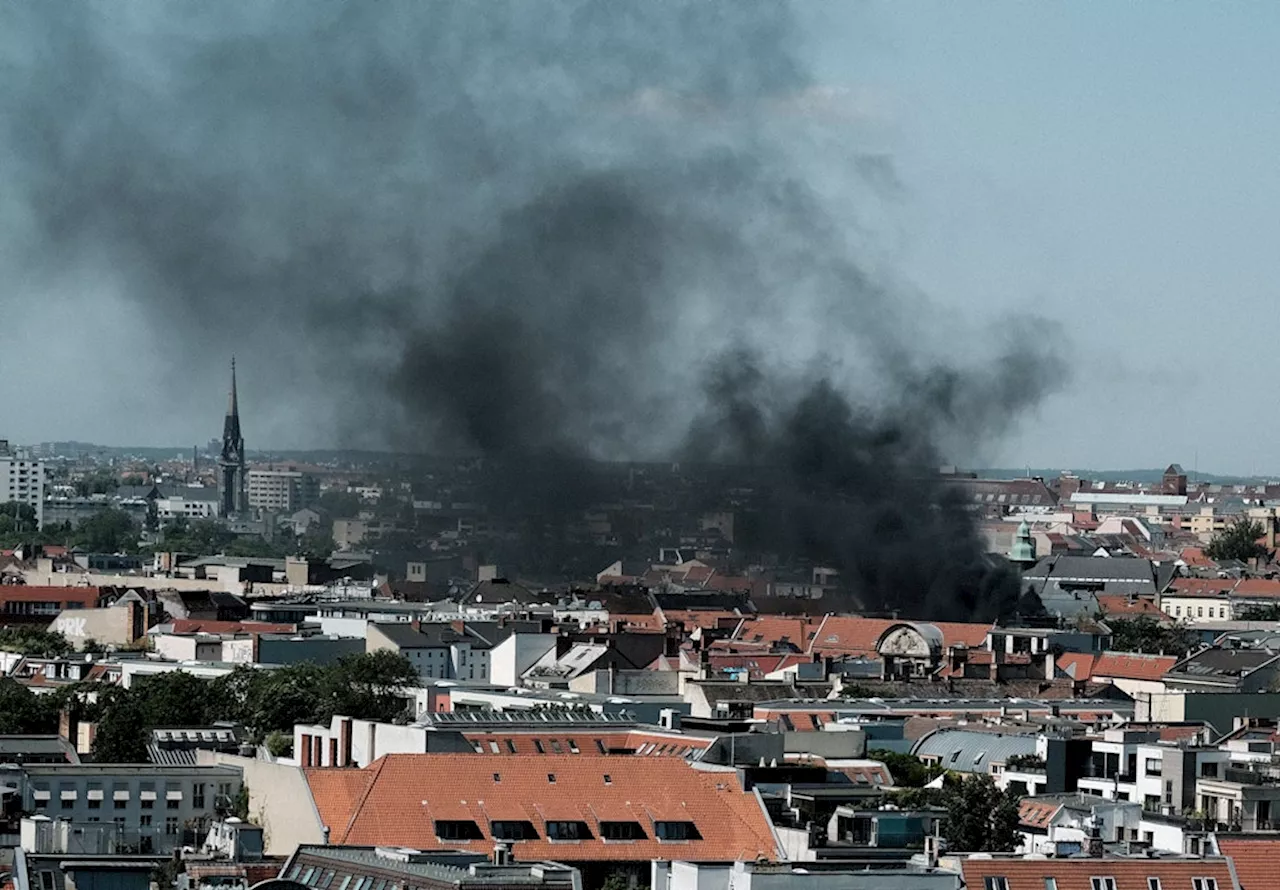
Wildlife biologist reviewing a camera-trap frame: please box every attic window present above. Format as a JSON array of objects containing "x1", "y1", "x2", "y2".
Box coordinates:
[
  {"x1": 595, "y1": 740, "x2": 607, "y2": 754},
  {"x1": 505, "y1": 739, "x2": 517, "y2": 754},
  {"x1": 488, "y1": 741, "x2": 499, "y2": 754},
  {"x1": 550, "y1": 740, "x2": 563, "y2": 754},
  {"x1": 654, "y1": 820, "x2": 701, "y2": 842},
  {"x1": 493, "y1": 773, "x2": 501, "y2": 783},
  {"x1": 546, "y1": 820, "x2": 592, "y2": 841},
  {"x1": 603, "y1": 774, "x2": 612, "y2": 785},
  {"x1": 435, "y1": 820, "x2": 483, "y2": 841},
  {"x1": 547, "y1": 773, "x2": 556, "y2": 783},
  {"x1": 533, "y1": 740, "x2": 545, "y2": 754},
  {"x1": 491, "y1": 820, "x2": 538, "y2": 841},
  {"x1": 568, "y1": 740, "x2": 580, "y2": 754},
  {"x1": 600, "y1": 821, "x2": 645, "y2": 841}
]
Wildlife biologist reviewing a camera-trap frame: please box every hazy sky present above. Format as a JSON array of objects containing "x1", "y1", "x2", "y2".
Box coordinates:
[{"x1": 7, "y1": 3, "x2": 1278, "y2": 474}]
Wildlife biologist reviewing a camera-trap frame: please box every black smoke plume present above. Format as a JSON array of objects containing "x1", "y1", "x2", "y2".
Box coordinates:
[{"x1": 0, "y1": 2, "x2": 1064, "y2": 620}]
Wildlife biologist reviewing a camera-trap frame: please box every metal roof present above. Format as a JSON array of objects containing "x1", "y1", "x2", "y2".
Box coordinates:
[{"x1": 911, "y1": 728, "x2": 1038, "y2": 772}]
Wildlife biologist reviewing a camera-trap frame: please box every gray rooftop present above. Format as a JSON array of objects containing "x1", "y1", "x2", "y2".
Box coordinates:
[{"x1": 911, "y1": 728, "x2": 1038, "y2": 772}]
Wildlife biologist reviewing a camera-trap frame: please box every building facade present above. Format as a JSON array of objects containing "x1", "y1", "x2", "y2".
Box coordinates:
[
  {"x1": 0, "y1": 441, "x2": 46, "y2": 528},
  {"x1": 246, "y1": 470, "x2": 319, "y2": 513}
]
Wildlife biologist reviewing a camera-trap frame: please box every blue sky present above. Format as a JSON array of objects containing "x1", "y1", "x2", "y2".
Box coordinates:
[{"x1": 803, "y1": 3, "x2": 1280, "y2": 474}]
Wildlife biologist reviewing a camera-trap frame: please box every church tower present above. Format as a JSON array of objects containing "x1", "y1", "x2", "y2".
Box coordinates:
[
  {"x1": 1009, "y1": 520, "x2": 1037, "y2": 569},
  {"x1": 218, "y1": 359, "x2": 246, "y2": 517}
]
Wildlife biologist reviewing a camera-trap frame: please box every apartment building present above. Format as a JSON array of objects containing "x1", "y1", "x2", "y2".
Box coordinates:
[
  {"x1": 0, "y1": 441, "x2": 46, "y2": 528},
  {"x1": 20, "y1": 763, "x2": 243, "y2": 854},
  {"x1": 246, "y1": 469, "x2": 319, "y2": 513}
]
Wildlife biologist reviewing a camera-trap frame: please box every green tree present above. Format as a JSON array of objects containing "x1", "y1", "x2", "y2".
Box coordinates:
[
  {"x1": 90, "y1": 687, "x2": 149, "y2": 763},
  {"x1": 1206, "y1": 518, "x2": 1269, "y2": 563},
  {"x1": 71, "y1": 508, "x2": 140, "y2": 553},
  {"x1": 1107, "y1": 616, "x2": 1196, "y2": 656},
  {"x1": 0, "y1": 678, "x2": 59, "y2": 733},
  {"x1": 265, "y1": 730, "x2": 293, "y2": 758},
  {"x1": 942, "y1": 774, "x2": 1022, "y2": 853},
  {"x1": 1238, "y1": 603, "x2": 1280, "y2": 621},
  {"x1": 0, "y1": 628, "x2": 74, "y2": 657},
  {"x1": 870, "y1": 749, "x2": 945, "y2": 788}
]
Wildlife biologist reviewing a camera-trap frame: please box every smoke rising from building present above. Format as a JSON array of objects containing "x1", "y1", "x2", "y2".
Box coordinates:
[{"x1": 0, "y1": 1, "x2": 1065, "y2": 619}]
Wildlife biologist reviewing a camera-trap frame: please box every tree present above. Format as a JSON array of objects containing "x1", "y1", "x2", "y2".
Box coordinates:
[
  {"x1": 0, "y1": 628, "x2": 74, "y2": 657},
  {"x1": 1238, "y1": 603, "x2": 1280, "y2": 621},
  {"x1": 870, "y1": 749, "x2": 944, "y2": 788},
  {"x1": 942, "y1": 774, "x2": 1021, "y2": 853},
  {"x1": 91, "y1": 688, "x2": 149, "y2": 763},
  {"x1": 0, "y1": 678, "x2": 58, "y2": 733},
  {"x1": 1206, "y1": 518, "x2": 1269, "y2": 563},
  {"x1": 71, "y1": 508, "x2": 140, "y2": 553},
  {"x1": 1107, "y1": 616, "x2": 1196, "y2": 656}
]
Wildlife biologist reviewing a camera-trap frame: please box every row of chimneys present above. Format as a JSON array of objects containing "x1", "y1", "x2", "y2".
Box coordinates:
[{"x1": 299, "y1": 717, "x2": 354, "y2": 768}]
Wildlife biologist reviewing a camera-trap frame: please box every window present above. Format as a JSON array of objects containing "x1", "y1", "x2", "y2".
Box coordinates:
[
  {"x1": 39, "y1": 872, "x2": 55, "y2": 890},
  {"x1": 193, "y1": 784, "x2": 206, "y2": 808},
  {"x1": 1044, "y1": 880, "x2": 1057, "y2": 890},
  {"x1": 983, "y1": 879, "x2": 1008, "y2": 890},
  {"x1": 550, "y1": 740, "x2": 563, "y2": 754},
  {"x1": 533, "y1": 739, "x2": 545, "y2": 754},
  {"x1": 301, "y1": 869, "x2": 316, "y2": 885},
  {"x1": 491, "y1": 820, "x2": 538, "y2": 841},
  {"x1": 434, "y1": 820, "x2": 483, "y2": 840},
  {"x1": 167, "y1": 797, "x2": 180, "y2": 810},
  {"x1": 1201, "y1": 762, "x2": 1219, "y2": 779},
  {"x1": 505, "y1": 739, "x2": 517, "y2": 754},
  {"x1": 1090, "y1": 879, "x2": 1116, "y2": 890},
  {"x1": 141, "y1": 815, "x2": 152, "y2": 827},
  {"x1": 165, "y1": 817, "x2": 178, "y2": 836},
  {"x1": 595, "y1": 739, "x2": 607, "y2": 754},
  {"x1": 1147, "y1": 879, "x2": 1162, "y2": 890},
  {"x1": 547, "y1": 773, "x2": 556, "y2": 783},
  {"x1": 600, "y1": 821, "x2": 645, "y2": 841},
  {"x1": 1192, "y1": 880, "x2": 1218, "y2": 890},
  {"x1": 568, "y1": 740, "x2": 580, "y2": 754},
  {"x1": 493, "y1": 773, "x2": 501, "y2": 783},
  {"x1": 603, "y1": 774, "x2": 612, "y2": 785},
  {"x1": 654, "y1": 821, "x2": 701, "y2": 841},
  {"x1": 546, "y1": 820, "x2": 591, "y2": 841},
  {"x1": 141, "y1": 798, "x2": 154, "y2": 810},
  {"x1": 1144, "y1": 758, "x2": 1162, "y2": 776},
  {"x1": 88, "y1": 797, "x2": 101, "y2": 810},
  {"x1": 114, "y1": 797, "x2": 127, "y2": 810},
  {"x1": 488, "y1": 741, "x2": 499, "y2": 754}
]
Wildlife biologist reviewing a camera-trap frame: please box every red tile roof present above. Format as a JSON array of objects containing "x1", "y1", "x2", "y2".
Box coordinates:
[
  {"x1": 1057, "y1": 652, "x2": 1098, "y2": 681},
  {"x1": 1018, "y1": 797, "x2": 1059, "y2": 829},
  {"x1": 808, "y1": 616, "x2": 992, "y2": 658},
  {"x1": 1217, "y1": 836, "x2": 1279, "y2": 890},
  {"x1": 1181, "y1": 547, "x2": 1217, "y2": 568},
  {"x1": 167, "y1": 619, "x2": 296, "y2": 635},
  {"x1": 1231, "y1": 578, "x2": 1280, "y2": 599},
  {"x1": 0, "y1": 585, "x2": 101, "y2": 604},
  {"x1": 304, "y1": 754, "x2": 779, "y2": 862},
  {"x1": 1096, "y1": 594, "x2": 1172, "y2": 622},
  {"x1": 732, "y1": 616, "x2": 823, "y2": 650},
  {"x1": 1092, "y1": 652, "x2": 1178, "y2": 682},
  {"x1": 958, "y1": 855, "x2": 1239, "y2": 890},
  {"x1": 1167, "y1": 577, "x2": 1236, "y2": 596}
]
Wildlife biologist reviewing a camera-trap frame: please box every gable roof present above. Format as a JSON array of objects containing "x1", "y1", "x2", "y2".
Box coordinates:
[
  {"x1": 1216, "y1": 836, "x2": 1278, "y2": 890},
  {"x1": 304, "y1": 753, "x2": 779, "y2": 862},
  {"x1": 1091, "y1": 652, "x2": 1179, "y2": 682},
  {"x1": 957, "y1": 855, "x2": 1238, "y2": 890}
]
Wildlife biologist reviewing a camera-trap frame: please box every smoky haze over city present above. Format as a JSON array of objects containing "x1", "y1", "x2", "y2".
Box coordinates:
[{"x1": 1, "y1": 1, "x2": 1066, "y2": 619}]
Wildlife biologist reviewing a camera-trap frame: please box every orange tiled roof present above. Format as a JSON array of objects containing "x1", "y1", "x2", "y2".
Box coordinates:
[
  {"x1": 0, "y1": 585, "x2": 101, "y2": 604},
  {"x1": 1092, "y1": 651, "x2": 1178, "y2": 682},
  {"x1": 1018, "y1": 797, "x2": 1059, "y2": 829},
  {"x1": 167, "y1": 619, "x2": 296, "y2": 635},
  {"x1": 1180, "y1": 547, "x2": 1217, "y2": 568},
  {"x1": 1167, "y1": 577, "x2": 1236, "y2": 596},
  {"x1": 305, "y1": 754, "x2": 779, "y2": 862},
  {"x1": 1057, "y1": 652, "x2": 1098, "y2": 681},
  {"x1": 959, "y1": 856, "x2": 1238, "y2": 890},
  {"x1": 1096, "y1": 594, "x2": 1171, "y2": 622},
  {"x1": 1218, "y1": 835, "x2": 1280, "y2": 890},
  {"x1": 731, "y1": 616, "x2": 823, "y2": 650},
  {"x1": 1232, "y1": 578, "x2": 1280, "y2": 599},
  {"x1": 809, "y1": 616, "x2": 992, "y2": 657}
]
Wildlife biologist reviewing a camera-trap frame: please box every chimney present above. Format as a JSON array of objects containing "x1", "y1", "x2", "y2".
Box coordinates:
[
  {"x1": 300, "y1": 734, "x2": 313, "y2": 768},
  {"x1": 410, "y1": 619, "x2": 421, "y2": 632},
  {"x1": 339, "y1": 718, "x2": 353, "y2": 768},
  {"x1": 493, "y1": 841, "x2": 512, "y2": 866}
]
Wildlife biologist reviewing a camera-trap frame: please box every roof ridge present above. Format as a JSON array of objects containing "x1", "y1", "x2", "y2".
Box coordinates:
[{"x1": 339, "y1": 756, "x2": 386, "y2": 843}]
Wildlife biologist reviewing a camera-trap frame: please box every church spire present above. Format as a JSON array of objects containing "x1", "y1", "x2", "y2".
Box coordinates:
[{"x1": 219, "y1": 358, "x2": 246, "y2": 517}]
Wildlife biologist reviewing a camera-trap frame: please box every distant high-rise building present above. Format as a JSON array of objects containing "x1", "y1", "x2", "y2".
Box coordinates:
[
  {"x1": 0, "y1": 440, "x2": 45, "y2": 528},
  {"x1": 247, "y1": 468, "x2": 319, "y2": 513},
  {"x1": 218, "y1": 360, "x2": 246, "y2": 517}
]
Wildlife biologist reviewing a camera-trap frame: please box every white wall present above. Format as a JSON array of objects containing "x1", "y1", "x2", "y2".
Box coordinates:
[
  {"x1": 489, "y1": 633, "x2": 557, "y2": 687},
  {"x1": 207, "y1": 752, "x2": 325, "y2": 856},
  {"x1": 313, "y1": 616, "x2": 369, "y2": 639}
]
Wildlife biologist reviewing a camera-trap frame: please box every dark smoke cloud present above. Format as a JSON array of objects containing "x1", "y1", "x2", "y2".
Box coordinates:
[{"x1": 0, "y1": 1, "x2": 1065, "y2": 619}]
